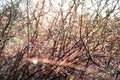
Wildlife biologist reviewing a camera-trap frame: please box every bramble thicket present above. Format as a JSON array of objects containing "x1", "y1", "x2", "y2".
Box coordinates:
[{"x1": 0, "y1": 0, "x2": 120, "y2": 80}]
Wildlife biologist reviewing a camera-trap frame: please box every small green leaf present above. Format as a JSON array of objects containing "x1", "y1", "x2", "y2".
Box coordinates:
[{"x1": 69, "y1": 76, "x2": 74, "y2": 80}]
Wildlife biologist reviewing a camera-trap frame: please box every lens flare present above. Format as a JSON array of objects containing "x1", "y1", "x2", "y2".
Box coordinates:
[{"x1": 32, "y1": 59, "x2": 38, "y2": 64}]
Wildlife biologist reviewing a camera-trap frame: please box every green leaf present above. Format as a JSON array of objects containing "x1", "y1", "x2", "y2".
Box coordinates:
[{"x1": 69, "y1": 76, "x2": 74, "y2": 80}]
